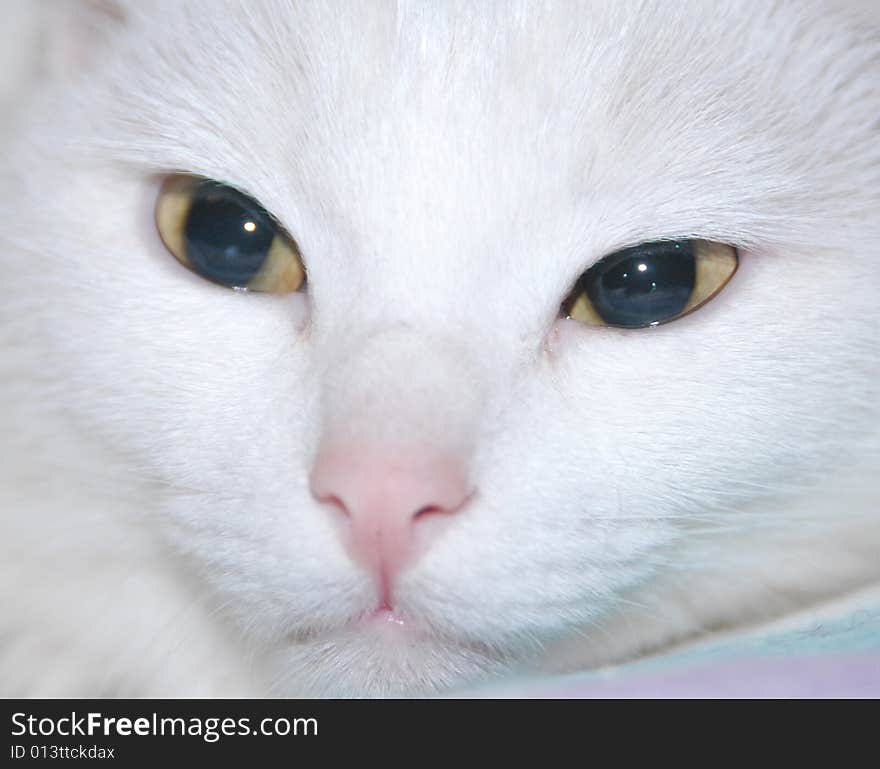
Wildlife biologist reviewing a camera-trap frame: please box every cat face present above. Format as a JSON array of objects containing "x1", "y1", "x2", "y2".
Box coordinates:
[{"x1": 2, "y1": 0, "x2": 878, "y2": 695}]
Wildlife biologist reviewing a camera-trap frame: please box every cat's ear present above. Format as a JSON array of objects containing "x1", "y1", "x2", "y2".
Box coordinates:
[{"x1": 39, "y1": 0, "x2": 128, "y2": 76}]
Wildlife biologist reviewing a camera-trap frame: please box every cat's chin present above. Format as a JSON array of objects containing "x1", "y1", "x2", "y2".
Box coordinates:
[{"x1": 262, "y1": 609, "x2": 515, "y2": 697}]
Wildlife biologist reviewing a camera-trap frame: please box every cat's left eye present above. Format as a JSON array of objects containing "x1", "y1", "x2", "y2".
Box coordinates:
[
  {"x1": 155, "y1": 175, "x2": 306, "y2": 293},
  {"x1": 562, "y1": 239, "x2": 738, "y2": 329}
]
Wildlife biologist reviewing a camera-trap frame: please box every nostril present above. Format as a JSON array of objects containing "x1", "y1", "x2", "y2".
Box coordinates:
[
  {"x1": 413, "y1": 504, "x2": 443, "y2": 519},
  {"x1": 412, "y1": 499, "x2": 469, "y2": 520},
  {"x1": 415, "y1": 488, "x2": 475, "y2": 520},
  {"x1": 316, "y1": 493, "x2": 350, "y2": 519}
]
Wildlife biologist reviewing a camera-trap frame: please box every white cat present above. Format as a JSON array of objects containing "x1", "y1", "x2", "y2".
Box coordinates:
[{"x1": 0, "y1": 0, "x2": 878, "y2": 697}]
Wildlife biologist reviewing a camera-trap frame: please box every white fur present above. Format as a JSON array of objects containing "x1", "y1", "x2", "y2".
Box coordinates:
[{"x1": 0, "y1": 0, "x2": 878, "y2": 696}]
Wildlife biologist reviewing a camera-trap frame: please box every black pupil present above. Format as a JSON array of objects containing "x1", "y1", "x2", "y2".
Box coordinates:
[
  {"x1": 580, "y1": 241, "x2": 696, "y2": 328},
  {"x1": 184, "y1": 182, "x2": 275, "y2": 287}
]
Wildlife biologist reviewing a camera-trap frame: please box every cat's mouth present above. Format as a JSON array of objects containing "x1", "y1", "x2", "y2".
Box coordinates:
[
  {"x1": 279, "y1": 600, "x2": 483, "y2": 656},
  {"x1": 355, "y1": 603, "x2": 418, "y2": 640},
  {"x1": 352, "y1": 606, "x2": 416, "y2": 644},
  {"x1": 369, "y1": 606, "x2": 407, "y2": 626},
  {"x1": 272, "y1": 600, "x2": 510, "y2": 696},
  {"x1": 277, "y1": 602, "x2": 417, "y2": 647}
]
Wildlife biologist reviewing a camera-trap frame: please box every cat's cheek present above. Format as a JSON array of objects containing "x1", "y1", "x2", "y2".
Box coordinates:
[
  {"x1": 287, "y1": 291, "x2": 311, "y2": 333},
  {"x1": 238, "y1": 290, "x2": 312, "y2": 335}
]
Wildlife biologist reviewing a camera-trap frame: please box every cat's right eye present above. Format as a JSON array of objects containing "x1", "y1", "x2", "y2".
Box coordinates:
[
  {"x1": 562, "y1": 239, "x2": 738, "y2": 328},
  {"x1": 155, "y1": 175, "x2": 306, "y2": 292}
]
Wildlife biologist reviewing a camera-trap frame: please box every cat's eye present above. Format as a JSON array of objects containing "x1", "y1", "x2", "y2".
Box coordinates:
[
  {"x1": 562, "y1": 239, "x2": 738, "y2": 328},
  {"x1": 155, "y1": 175, "x2": 306, "y2": 292}
]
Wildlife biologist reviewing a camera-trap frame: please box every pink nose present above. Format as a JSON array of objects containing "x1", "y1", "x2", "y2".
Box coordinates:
[{"x1": 309, "y1": 448, "x2": 471, "y2": 596}]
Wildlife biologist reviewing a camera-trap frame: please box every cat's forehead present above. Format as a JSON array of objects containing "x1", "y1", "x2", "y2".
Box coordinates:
[{"x1": 80, "y1": 0, "x2": 876, "y2": 318}]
